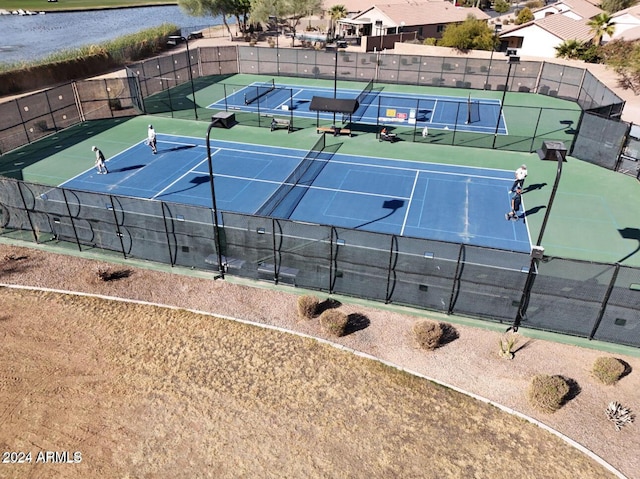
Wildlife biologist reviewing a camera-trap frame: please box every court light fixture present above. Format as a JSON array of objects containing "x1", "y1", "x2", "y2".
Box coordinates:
[
  {"x1": 485, "y1": 23, "x2": 502, "y2": 89},
  {"x1": 168, "y1": 35, "x2": 198, "y2": 120}
]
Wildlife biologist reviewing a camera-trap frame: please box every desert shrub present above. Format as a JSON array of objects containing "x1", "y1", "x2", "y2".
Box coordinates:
[
  {"x1": 592, "y1": 357, "x2": 625, "y2": 385},
  {"x1": 527, "y1": 375, "x2": 570, "y2": 413},
  {"x1": 297, "y1": 294, "x2": 320, "y2": 319},
  {"x1": 412, "y1": 320, "x2": 443, "y2": 351},
  {"x1": 498, "y1": 332, "x2": 519, "y2": 359},
  {"x1": 319, "y1": 309, "x2": 349, "y2": 337},
  {"x1": 606, "y1": 401, "x2": 634, "y2": 431}
]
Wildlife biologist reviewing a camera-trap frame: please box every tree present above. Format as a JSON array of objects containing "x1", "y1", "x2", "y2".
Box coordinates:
[
  {"x1": 600, "y1": 0, "x2": 635, "y2": 14},
  {"x1": 588, "y1": 12, "x2": 616, "y2": 46},
  {"x1": 178, "y1": 0, "x2": 249, "y2": 39},
  {"x1": 493, "y1": 0, "x2": 510, "y2": 14},
  {"x1": 555, "y1": 39, "x2": 587, "y2": 59},
  {"x1": 250, "y1": 0, "x2": 323, "y2": 46},
  {"x1": 229, "y1": 0, "x2": 252, "y2": 34},
  {"x1": 515, "y1": 7, "x2": 534, "y2": 25},
  {"x1": 439, "y1": 15, "x2": 497, "y2": 51},
  {"x1": 601, "y1": 39, "x2": 640, "y2": 94},
  {"x1": 328, "y1": 4, "x2": 348, "y2": 37}
]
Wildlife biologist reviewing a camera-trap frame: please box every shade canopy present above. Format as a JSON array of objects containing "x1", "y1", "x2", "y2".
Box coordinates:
[{"x1": 309, "y1": 96, "x2": 359, "y2": 114}]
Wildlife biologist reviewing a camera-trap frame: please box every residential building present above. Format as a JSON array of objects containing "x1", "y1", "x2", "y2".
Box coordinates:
[{"x1": 336, "y1": 1, "x2": 489, "y2": 40}]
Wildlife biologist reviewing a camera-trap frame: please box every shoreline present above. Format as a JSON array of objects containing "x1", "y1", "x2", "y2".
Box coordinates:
[{"x1": 0, "y1": 2, "x2": 177, "y2": 15}]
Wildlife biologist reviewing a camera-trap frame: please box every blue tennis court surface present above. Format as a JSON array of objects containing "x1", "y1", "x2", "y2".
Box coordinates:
[
  {"x1": 60, "y1": 134, "x2": 530, "y2": 253},
  {"x1": 210, "y1": 81, "x2": 507, "y2": 135}
]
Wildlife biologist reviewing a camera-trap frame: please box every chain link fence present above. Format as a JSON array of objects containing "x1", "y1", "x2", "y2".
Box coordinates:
[{"x1": 1, "y1": 176, "x2": 638, "y2": 348}]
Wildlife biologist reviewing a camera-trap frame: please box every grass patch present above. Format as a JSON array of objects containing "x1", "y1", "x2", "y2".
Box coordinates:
[{"x1": 0, "y1": 287, "x2": 619, "y2": 478}]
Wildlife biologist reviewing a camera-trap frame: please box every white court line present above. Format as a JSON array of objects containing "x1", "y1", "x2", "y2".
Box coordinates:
[
  {"x1": 461, "y1": 178, "x2": 472, "y2": 241},
  {"x1": 400, "y1": 170, "x2": 420, "y2": 236},
  {"x1": 152, "y1": 149, "x2": 219, "y2": 200},
  {"x1": 178, "y1": 134, "x2": 514, "y2": 175},
  {"x1": 431, "y1": 99, "x2": 439, "y2": 124},
  {"x1": 274, "y1": 88, "x2": 304, "y2": 111},
  {"x1": 521, "y1": 194, "x2": 533, "y2": 248},
  {"x1": 328, "y1": 157, "x2": 509, "y2": 182},
  {"x1": 188, "y1": 167, "x2": 411, "y2": 201}
]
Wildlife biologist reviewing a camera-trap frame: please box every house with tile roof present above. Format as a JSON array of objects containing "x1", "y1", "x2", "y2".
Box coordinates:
[
  {"x1": 336, "y1": 1, "x2": 489, "y2": 41},
  {"x1": 499, "y1": 14, "x2": 595, "y2": 57},
  {"x1": 531, "y1": 0, "x2": 603, "y2": 21},
  {"x1": 497, "y1": 0, "x2": 604, "y2": 58},
  {"x1": 608, "y1": 4, "x2": 640, "y2": 42}
]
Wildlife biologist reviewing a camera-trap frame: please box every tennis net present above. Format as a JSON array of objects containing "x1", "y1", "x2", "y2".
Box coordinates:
[
  {"x1": 255, "y1": 133, "x2": 327, "y2": 218},
  {"x1": 244, "y1": 79, "x2": 276, "y2": 105},
  {"x1": 352, "y1": 79, "x2": 379, "y2": 122},
  {"x1": 465, "y1": 95, "x2": 481, "y2": 124}
]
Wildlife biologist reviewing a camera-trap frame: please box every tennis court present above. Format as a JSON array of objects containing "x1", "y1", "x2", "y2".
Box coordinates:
[
  {"x1": 210, "y1": 81, "x2": 507, "y2": 135},
  {"x1": 59, "y1": 132, "x2": 530, "y2": 255}
]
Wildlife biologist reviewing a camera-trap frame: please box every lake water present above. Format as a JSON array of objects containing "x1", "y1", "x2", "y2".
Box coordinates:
[{"x1": 0, "y1": 6, "x2": 222, "y2": 65}]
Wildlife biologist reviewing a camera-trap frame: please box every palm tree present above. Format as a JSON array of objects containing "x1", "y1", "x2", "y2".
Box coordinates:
[
  {"x1": 328, "y1": 4, "x2": 348, "y2": 39},
  {"x1": 555, "y1": 39, "x2": 586, "y2": 59},
  {"x1": 588, "y1": 12, "x2": 616, "y2": 46}
]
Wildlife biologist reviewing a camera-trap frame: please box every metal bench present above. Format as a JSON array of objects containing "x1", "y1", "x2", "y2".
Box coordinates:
[
  {"x1": 317, "y1": 126, "x2": 351, "y2": 137},
  {"x1": 270, "y1": 118, "x2": 292, "y2": 133},
  {"x1": 257, "y1": 263, "x2": 299, "y2": 285}
]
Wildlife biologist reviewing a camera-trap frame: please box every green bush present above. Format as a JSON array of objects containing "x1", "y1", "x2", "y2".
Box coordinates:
[
  {"x1": 412, "y1": 320, "x2": 443, "y2": 351},
  {"x1": 527, "y1": 375, "x2": 570, "y2": 413},
  {"x1": 592, "y1": 357, "x2": 625, "y2": 385},
  {"x1": 319, "y1": 309, "x2": 349, "y2": 337},
  {"x1": 297, "y1": 294, "x2": 319, "y2": 319}
]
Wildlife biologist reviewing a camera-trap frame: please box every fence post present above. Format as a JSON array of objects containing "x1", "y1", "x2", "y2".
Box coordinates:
[
  {"x1": 511, "y1": 257, "x2": 538, "y2": 332},
  {"x1": 447, "y1": 244, "x2": 465, "y2": 314},
  {"x1": 329, "y1": 227, "x2": 338, "y2": 294},
  {"x1": 108, "y1": 195, "x2": 127, "y2": 260},
  {"x1": 16, "y1": 181, "x2": 38, "y2": 243},
  {"x1": 61, "y1": 188, "x2": 82, "y2": 252},
  {"x1": 272, "y1": 218, "x2": 279, "y2": 285},
  {"x1": 385, "y1": 235, "x2": 397, "y2": 303},
  {"x1": 160, "y1": 202, "x2": 175, "y2": 266},
  {"x1": 589, "y1": 263, "x2": 620, "y2": 340}
]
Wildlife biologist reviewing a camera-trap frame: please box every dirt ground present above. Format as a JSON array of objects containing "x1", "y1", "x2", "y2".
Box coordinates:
[{"x1": 0, "y1": 244, "x2": 638, "y2": 478}]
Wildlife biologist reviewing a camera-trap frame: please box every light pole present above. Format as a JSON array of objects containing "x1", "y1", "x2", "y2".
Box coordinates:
[
  {"x1": 269, "y1": 14, "x2": 280, "y2": 75},
  {"x1": 399, "y1": 21, "x2": 405, "y2": 42},
  {"x1": 492, "y1": 54, "x2": 519, "y2": 149},
  {"x1": 511, "y1": 143, "x2": 565, "y2": 332},
  {"x1": 206, "y1": 118, "x2": 225, "y2": 279},
  {"x1": 168, "y1": 35, "x2": 198, "y2": 120},
  {"x1": 536, "y1": 147, "x2": 565, "y2": 246},
  {"x1": 485, "y1": 23, "x2": 502, "y2": 89},
  {"x1": 333, "y1": 45, "x2": 339, "y2": 124}
]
